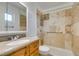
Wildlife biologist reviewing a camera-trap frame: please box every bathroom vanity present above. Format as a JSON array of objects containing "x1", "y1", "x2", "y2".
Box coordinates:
[
  {"x1": 0, "y1": 37, "x2": 39, "y2": 56},
  {"x1": 10, "y1": 40, "x2": 39, "y2": 56}
]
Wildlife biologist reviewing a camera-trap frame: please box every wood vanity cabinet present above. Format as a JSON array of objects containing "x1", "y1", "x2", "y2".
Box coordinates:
[
  {"x1": 30, "y1": 49, "x2": 39, "y2": 56},
  {"x1": 25, "y1": 45, "x2": 30, "y2": 56},
  {"x1": 9, "y1": 40, "x2": 39, "y2": 56},
  {"x1": 29, "y1": 40, "x2": 39, "y2": 56},
  {"x1": 10, "y1": 48, "x2": 25, "y2": 56}
]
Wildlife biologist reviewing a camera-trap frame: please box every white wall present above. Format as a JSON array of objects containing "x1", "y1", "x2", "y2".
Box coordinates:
[{"x1": 24, "y1": 3, "x2": 38, "y2": 37}]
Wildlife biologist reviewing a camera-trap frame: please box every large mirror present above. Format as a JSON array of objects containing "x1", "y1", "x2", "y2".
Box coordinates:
[{"x1": 0, "y1": 2, "x2": 26, "y2": 31}]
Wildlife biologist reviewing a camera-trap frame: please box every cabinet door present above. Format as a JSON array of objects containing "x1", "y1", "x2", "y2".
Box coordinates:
[
  {"x1": 25, "y1": 45, "x2": 30, "y2": 56},
  {"x1": 30, "y1": 49, "x2": 39, "y2": 56},
  {"x1": 30, "y1": 40, "x2": 39, "y2": 54},
  {"x1": 10, "y1": 48, "x2": 25, "y2": 56}
]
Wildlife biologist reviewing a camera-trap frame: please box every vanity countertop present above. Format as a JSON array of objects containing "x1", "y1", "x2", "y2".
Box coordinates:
[{"x1": 0, "y1": 37, "x2": 39, "y2": 56}]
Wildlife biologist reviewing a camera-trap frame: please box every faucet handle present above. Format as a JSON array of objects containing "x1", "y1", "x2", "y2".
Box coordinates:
[
  {"x1": 16, "y1": 35, "x2": 19, "y2": 39},
  {"x1": 14, "y1": 35, "x2": 19, "y2": 40}
]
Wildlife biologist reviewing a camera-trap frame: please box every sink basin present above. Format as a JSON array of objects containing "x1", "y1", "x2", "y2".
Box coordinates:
[{"x1": 6, "y1": 39, "x2": 30, "y2": 46}]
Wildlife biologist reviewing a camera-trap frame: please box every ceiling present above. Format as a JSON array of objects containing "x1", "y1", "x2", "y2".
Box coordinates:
[
  {"x1": 8, "y1": 2, "x2": 26, "y2": 11},
  {"x1": 35, "y1": 2, "x2": 70, "y2": 10},
  {"x1": 24, "y1": 2, "x2": 73, "y2": 11}
]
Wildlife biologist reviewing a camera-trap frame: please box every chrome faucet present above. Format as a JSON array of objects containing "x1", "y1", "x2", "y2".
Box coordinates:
[{"x1": 10, "y1": 35, "x2": 19, "y2": 41}]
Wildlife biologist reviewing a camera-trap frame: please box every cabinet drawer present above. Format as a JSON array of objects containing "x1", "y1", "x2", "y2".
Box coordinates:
[
  {"x1": 10, "y1": 48, "x2": 25, "y2": 56},
  {"x1": 25, "y1": 45, "x2": 30, "y2": 56},
  {"x1": 30, "y1": 40, "x2": 39, "y2": 54},
  {"x1": 30, "y1": 49, "x2": 39, "y2": 56}
]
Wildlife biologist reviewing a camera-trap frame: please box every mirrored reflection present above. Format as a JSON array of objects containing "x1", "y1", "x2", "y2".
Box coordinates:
[{"x1": 0, "y1": 2, "x2": 26, "y2": 31}]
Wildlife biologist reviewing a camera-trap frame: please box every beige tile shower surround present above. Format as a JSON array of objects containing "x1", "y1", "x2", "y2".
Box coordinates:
[{"x1": 42, "y1": 5, "x2": 79, "y2": 55}]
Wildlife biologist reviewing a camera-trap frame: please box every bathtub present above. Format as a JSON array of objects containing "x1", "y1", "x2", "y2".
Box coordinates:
[{"x1": 46, "y1": 45, "x2": 75, "y2": 56}]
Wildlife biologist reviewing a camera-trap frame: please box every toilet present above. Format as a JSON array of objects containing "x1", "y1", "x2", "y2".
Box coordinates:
[{"x1": 39, "y1": 45, "x2": 50, "y2": 56}]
